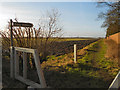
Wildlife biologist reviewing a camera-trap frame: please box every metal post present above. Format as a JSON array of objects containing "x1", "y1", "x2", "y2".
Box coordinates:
[
  {"x1": 10, "y1": 19, "x2": 13, "y2": 47},
  {"x1": 10, "y1": 19, "x2": 14, "y2": 78},
  {"x1": 108, "y1": 71, "x2": 120, "y2": 89},
  {"x1": 74, "y1": 44, "x2": 77, "y2": 63}
]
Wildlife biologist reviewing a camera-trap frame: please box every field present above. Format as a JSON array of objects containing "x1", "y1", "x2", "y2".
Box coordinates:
[
  {"x1": 46, "y1": 38, "x2": 97, "y2": 56},
  {"x1": 1, "y1": 2, "x2": 119, "y2": 89},
  {"x1": 2, "y1": 38, "x2": 120, "y2": 88},
  {"x1": 41, "y1": 39, "x2": 119, "y2": 88},
  {"x1": 2, "y1": 38, "x2": 97, "y2": 88}
]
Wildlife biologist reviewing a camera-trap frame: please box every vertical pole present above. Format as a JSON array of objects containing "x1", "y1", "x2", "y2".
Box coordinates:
[
  {"x1": 74, "y1": 44, "x2": 77, "y2": 63},
  {"x1": 10, "y1": 19, "x2": 13, "y2": 47},
  {"x1": 33, "y1": 50, "x2": 47, "y2": 88},
  {"x1": 10, "y1": 19, "x2": 14, "y2": 78}
]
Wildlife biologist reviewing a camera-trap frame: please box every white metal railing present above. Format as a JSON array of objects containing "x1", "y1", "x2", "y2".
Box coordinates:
[
  {"x1": 11, "y1": 47, "x2": 47, "y2": 88},
  {"x1": 108, "y1": 71, "x2": 120, "y2": 90},
  {"x1": 0, "y1": 38, "x2": 2, "y2": 89}
]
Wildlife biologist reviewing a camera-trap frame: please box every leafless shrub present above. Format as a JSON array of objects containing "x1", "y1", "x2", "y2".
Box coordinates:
[{"x1": 0, "y1": 9, "x2": 63, "y2": 63}]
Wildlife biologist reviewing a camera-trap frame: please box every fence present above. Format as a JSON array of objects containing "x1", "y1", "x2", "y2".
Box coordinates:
[{"x1": 10, "y1": 47, "x2": 47, "y2": 88}]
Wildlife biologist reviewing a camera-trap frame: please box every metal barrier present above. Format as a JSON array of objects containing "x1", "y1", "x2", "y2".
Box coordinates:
[
  {"x1": 108, "y1": 71, "x2": 120, "y2": 90},
  {"x1": 11, "y1": 47, "x2": 47, "y2": 88}
]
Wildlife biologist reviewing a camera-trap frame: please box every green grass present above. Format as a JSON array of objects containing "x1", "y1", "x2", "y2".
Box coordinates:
[{"x1": 41, "y1": 39, "x2": 120, "y2": 88}]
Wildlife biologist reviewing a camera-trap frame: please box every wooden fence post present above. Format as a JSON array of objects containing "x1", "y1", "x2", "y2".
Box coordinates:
[
  {"x1": 33, "y1": 50, "x2": 47, "y2": 88},
  {"x1": 74, "y1": 44, "x2": 77, "y2": 63}
]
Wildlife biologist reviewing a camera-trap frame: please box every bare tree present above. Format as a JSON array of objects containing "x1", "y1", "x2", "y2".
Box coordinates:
[
  {"x1": 38, "y1": 9, "x2": 63, "y2": 59},
  {"x1": 0, "y1": 8, "x2": 63, "y2": 63},
  {"x1": 97, "y1": 1, "x2": 120, "y2": 37}
]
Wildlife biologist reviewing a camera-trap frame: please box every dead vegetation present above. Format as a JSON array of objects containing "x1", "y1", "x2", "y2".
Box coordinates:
[
  {"x1": 105, "y1": 39, "x2": 120, "y2": 65},
  {"x1": 0, "y1": 9, "x2": 63, "y2": 63}
]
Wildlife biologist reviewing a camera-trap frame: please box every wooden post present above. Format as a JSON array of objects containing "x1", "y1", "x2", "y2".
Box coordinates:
[
  {"x1": 74, "y1": 44, "x2": 77, "y2": 63},
  {"x1": 23, "y1": 52, "x2": 27, "y2": 79},
  {"x1": 33, "y1": 50, "x2": 47, "y2": 88},
  {"x1": 10, "y1": 19, "x2": 14, "y2": 78}
]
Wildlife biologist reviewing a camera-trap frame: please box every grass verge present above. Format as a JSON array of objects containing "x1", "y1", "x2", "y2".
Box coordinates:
[{"x1": 41, "y1": 39, "x2": 120, "y2": 88}]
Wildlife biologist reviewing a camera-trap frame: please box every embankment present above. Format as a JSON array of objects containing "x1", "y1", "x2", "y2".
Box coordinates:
[{"x1": 106, "y1": 32, "x2": 120, "y2": 44}]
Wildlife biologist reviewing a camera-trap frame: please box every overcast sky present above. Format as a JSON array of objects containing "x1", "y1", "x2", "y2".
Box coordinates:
[{"x1": 0, "y1": 2, "x2": 108, "y2": 37}]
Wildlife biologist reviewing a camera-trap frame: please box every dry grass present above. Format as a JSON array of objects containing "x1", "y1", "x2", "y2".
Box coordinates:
[
  {"x1": 40, "y1": 39, "x2": 119, "y2": 88},
  {"x1": 105, "y1": 39, "x2": 120, "y2": 65},
  {"x1": 3, "y1": 39, "x2": 120, "y2": 88}
]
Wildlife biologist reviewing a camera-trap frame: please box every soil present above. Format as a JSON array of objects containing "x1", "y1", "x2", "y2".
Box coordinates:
[{"x1": 47, "y1": 39, "x2": 97, "y2": 55}]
